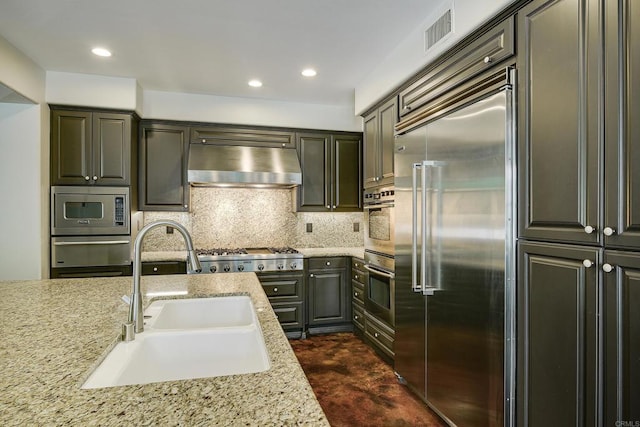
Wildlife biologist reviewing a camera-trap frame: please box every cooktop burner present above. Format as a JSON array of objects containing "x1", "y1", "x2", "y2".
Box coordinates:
[{"x1": 194, "y1": 247, "x2": 303, "y2": 273}]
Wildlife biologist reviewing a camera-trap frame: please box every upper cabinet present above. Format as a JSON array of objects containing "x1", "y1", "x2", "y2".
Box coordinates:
[
  {"x1": 190, "y1": 124, "x2": 296, "y2": 148},
  {"x1": 51, "y1": 107, "x2": 138, "y2": 186},
  {"x1": 518, "y1": 0, "x2": 640, "y2": 249},
  {"x1": 296, "y1": 131, "x2": 362, "y2": 212},
  {"x1": 363, "y1": 97, "x2": 396, "y2": 188},
  {"x1": 138, "y1": 122, "x2": 190, "y2": 211}
]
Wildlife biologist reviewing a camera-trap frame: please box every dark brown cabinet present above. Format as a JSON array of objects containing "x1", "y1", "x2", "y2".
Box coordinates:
[
  {"x1": 306, "y1": 257, "x2": 352, "y2": 333},
  {"x1": 295, "y1": 132, "x2": 362, "y2": 212},
  {"x1": 603, "y1": 250, "x2": 640, "y2": 425},
  {"x1": 139, "y1": 122, "x2": 190, "y2": 211},
  {"x1": 141, "y1": 261, "x2": 186, "y2": 275},
  {"x1": 51, "y1": 107, "x2": 137, "y2": 186},
  {"x1": 363, "y1": 97, "x2": 396, "y2": 188},
  {"x1": 257, "y1": 271, "x2": 305, "y2": 339},
  {"x1": 517, "y1": 241, "x2": 600, "y2": 427},
  {"x1": 351, "y1": 257, "x2": 366, "y2": 333},
  {"x1": 191, "y1": 124, "x2": 296, "y2": 148}
]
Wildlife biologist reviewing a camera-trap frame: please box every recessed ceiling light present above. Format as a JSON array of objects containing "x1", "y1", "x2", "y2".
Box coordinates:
[
  {"x1": 91, "y1": 47, "x2": 112, "y2": 57},
  {"x1": 301, "y1": 68, "x2": 317, "y2": 77},
  {"x1": 248, "y1": 79, "x2": 263, "y2": 88}
]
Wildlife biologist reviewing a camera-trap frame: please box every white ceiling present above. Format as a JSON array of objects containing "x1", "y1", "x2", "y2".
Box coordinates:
[{"x1": 0, "y1": 0, "x2": 440, "y2": 107}]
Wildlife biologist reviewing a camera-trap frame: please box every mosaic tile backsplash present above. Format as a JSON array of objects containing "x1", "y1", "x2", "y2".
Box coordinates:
[{"x1": 141, "y1": 187, "x2": 364, "y2": 251}]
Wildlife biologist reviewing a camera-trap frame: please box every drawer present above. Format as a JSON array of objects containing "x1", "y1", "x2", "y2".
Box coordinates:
[
  {"x1": 351, "y1": 268, "x2": 366, "y2": 283},
  {"x1": 141, "y1": 261, "x2": 186, "y2": 276},
  {"x1": 257, "y1": 272, "x2": 304, "y2": 301},
  {"x1": 352, "y1": 302, "x2": 365, "y2": 331},
  {"x1": 398, "y1": 16, "x2": 515, "y2": 119},
  {"x1": 272, "y1": 302, "x2": 304, "y2": 329},
  {"x1": 365, "y1": 312, "x2": 394, "y2": 358},
  {"x1": 352, "y1": 280, "x2": 365, "y2": 305},
  {"x1": 308, "y1": 256, "x2": 348, "y2": 270},
  {"x1": 190, "y1": 125, "x2": 296, "y2": 149},
  {"x1": 352, "y1": 257, "x2": 365, "y2": 271}
]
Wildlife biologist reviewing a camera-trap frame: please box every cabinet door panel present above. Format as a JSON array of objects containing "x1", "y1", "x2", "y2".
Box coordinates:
[
  {"x1": 605, "y1": 0, "x2": 640, "y2": 249},
  {"x1": 363, "y1": 112, "x2": 379, "y2": 188},
  {"x1": 93, "y1": 113, "x2": 130, "y2": 185},
  {"x1": 518, "y1": 0, "x2": 601, "y2": 244},
  {"x1": 308, "y1": 267, "x2": 349, "y2": 326},
  {"x1": 517, "y1": 241, "x2": 599, "y2": 427},
  {"x1": 379, "y1": 98, "x2": 397, "y2": 186},
  {"x1": 333, "y1": 135, "x2": 362, "y2": 211},
  {"x1": 51, "y1": 110, "x2": 91, "y2": 185},
  {"x1": 139, "y1": 124, "x2": 189, "y2": 211},
  {"x1": 603, "y1": 250, "x2": 640, "y2": 425},
  {"x1": 297, "y1": 133, "x2": 330, "y2": 211}
]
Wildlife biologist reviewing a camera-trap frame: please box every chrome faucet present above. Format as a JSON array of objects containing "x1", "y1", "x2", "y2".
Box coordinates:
[{"x1": 123, "y1": 220, "x2": 202, "y2": 341}]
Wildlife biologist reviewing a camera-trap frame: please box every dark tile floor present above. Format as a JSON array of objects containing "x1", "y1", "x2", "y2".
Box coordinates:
[{"x1": 290, "y1": 332, "x2": 448, "y2": 427}]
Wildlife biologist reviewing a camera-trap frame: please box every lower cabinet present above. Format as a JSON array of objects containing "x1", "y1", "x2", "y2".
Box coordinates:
[
  {"x1": 351, "y1": 257, "x2": 395, "y2": 364},
  {"x1": 257, "y1": 271, "x2": 306, "y2": 339},
  {"x1": 306, "y1": 257, "x2": 353, "y2": 334}
]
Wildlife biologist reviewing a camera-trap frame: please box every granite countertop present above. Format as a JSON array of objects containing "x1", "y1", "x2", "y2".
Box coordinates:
[
  {"x1": 0, "y1": 274, "x2": 328, "y2": 426},
  {"x1": 141, "y1": 247, "x2": 365, "y2": 263}
]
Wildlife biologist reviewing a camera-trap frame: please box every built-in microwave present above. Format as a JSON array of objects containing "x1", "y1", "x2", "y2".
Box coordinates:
[
  {"x1": 363, "y1": 186, "x2": 394, "y2": 257},
  {"x1": 51, "y1": 186, "x2": 130, "y2": 236}
]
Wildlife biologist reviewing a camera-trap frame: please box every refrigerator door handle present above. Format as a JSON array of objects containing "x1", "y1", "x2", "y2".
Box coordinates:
[
  {"x1": 421, "y1": 160, "x2": 444, "y2": 296},
  {"x1": 411, "y1": 163, "x2": 421, "y2": 293}
]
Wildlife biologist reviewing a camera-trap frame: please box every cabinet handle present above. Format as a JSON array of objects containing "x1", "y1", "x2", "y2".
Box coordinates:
[
  {"x1": 326, "y1": 261, "x2": 331, "y2": 266},
  {"x1": 354, "y1": 315, "x2": 359, "y2": 320},
  {"x1": 332, "y1": 205, "x2": 336, "y2": 209},
  {"x1": 403, "y1": 105, "x2": 411, "y2": 111},
  {"x1": 582, "y1": 260, "x2": 593, "y2": 268},
  {"x1": 603, "y1": 227, "x2": 616, "y2": 236},
  {"x1": 355, "y1": 274, "x2": 358, "y2": 279},
  {"x1": 603, "y1": 263, "x2": 614, "y2": 273},
  {"x1": 84, "y1": 176, "x2": 90, "y2": 181},
  {"x1": 354, "y1": 263, "x2": 359, "y2": 268},
  {"x1": 354, "y1": 292, "x2": 359, "y2": 297},
  {"x1": 484, "y1": 56, "x2": 492, "y2": 64},
  {"x1": 184, "y1": 204, "x2": 188, "y2": 208},
  {"x1": 584, "y1": 226, "x2": 595, "y2": 234},
  {"x1": 281, "y1": 143, "x2": 286, "y2": 147},
  {"x1": 326, "y1": 205, "x2": 330, "y2": 209},
  {"x1": 273, "y1": 287, "x2": 278, "y2": 292},
  {"x1": 201, "y1": 139, "x2": 206, "y2": 143},
  {"x1": 374, "y1": 332, "x2": 379, "y2": 338},
  {"x1": 310, "y1": 274, "x2": 314, "y2": 278},
  {"x1": 92, "y1": 176, "x2": 98, "y2": 181},
  {"x1": 153, "y1": 267, "x2": 158, "y2": 272}
]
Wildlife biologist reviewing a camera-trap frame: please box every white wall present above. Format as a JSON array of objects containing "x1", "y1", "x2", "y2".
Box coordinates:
[
  {"x1": 46, "y1": 71, "x2": 139, "y2": 111},
  {"x1": 143, "y1": 90, "x2": 362, "y2": 132},
  {"x1": 0, "y1": 35, "x2": 47, "y2": 281},
  {"x1": 355, "y1": 0, "x2": 516, "y2": 114}
]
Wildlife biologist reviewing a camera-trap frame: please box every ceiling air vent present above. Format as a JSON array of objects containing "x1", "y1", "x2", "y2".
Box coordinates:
[{"x1": 424, "y1": 8, "x2": 452, "y2": 52}]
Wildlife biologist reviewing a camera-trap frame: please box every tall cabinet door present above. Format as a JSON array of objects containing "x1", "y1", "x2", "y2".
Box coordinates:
[
  {"x1": 517, "y1": 0, "x2": 602, "y2": 245},
  {"x1": 363, "y1": 112, "x2": 379, "y2": 188},
  {"x1": 378, "y1": 97, "x2": 397, "y2": 186},
  {"x1": 604, "y1": 0, "x2": 640, "y2": 249},
  {"x1": 517, "y1": 241, "x2": 600, "y2": 427},
  {"x1": 51, "y1": 110, "x2": 92, "y2": 185},
  {"x1": 92, "y1": 112, "x2": 131, "y2": 185},
  {"x1": 296, "y1": 133, "x2": 330, "y2": 211},
  {"x1": 139, "y1": 123, "x2": 190, "y2": 211},
  {"x1": 603, "y1": 250, "x2": 640, "y2": 425},
  {"x1": 333, "y1": 134, "x2": 362, "y2": 211}
]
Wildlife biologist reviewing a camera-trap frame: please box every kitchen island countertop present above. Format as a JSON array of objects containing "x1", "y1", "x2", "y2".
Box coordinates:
[{"x1": 0, "y1": 274, "x2": 328, "y2": 426}]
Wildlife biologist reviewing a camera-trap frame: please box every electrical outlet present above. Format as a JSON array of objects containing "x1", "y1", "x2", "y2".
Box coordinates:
[
  {"x1": 306, "y1": 223, "x2": 313, "y2": 233},
  {"x1": 353, "y1": 222, "x2": 360, "y2": 232},
  {"x1": 166, "y1": 226, "x2": 174, "y2": 234}
]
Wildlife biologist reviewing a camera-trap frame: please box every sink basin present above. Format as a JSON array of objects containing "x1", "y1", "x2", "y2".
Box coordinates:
[
  {"x1": 82, "y1": 296, "x2": 270, "y2": 389},
  {"x1": 144, "y1": 295, "x2": 256, "y2": 329}
]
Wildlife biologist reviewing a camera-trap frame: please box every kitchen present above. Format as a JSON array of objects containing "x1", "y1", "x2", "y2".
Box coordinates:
[{"x1": 1, "y1": 0, "x2": 639, "y2": 426}]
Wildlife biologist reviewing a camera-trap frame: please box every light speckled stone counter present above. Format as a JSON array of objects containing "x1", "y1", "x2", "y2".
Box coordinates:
[
  {"x1": 141, "y1": 247, "x2": 365, "y2": 263},
  {"x1": 0, "y1": 274, "x2": 328, "y2": 426}
]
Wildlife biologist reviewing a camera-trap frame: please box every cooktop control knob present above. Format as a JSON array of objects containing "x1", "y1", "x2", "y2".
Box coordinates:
[
  {"x1": 277, "y1": 264, "x2": 284, "y2": 270},
  {"x1": 258, "y1": 264, "x2": 265, "y2": 271},
  {"x1": 209, "y1": 265, "x2": 217, "y2": 273},
  {"x1": 223, "y1": 265, "x2": 231, "y2": 272},
  {"x1": 237, "y1": 264, "x2": 245, "y2": 272},
  {"x1": 290, "y1": 262, "x2": 297, "y2": 270}
]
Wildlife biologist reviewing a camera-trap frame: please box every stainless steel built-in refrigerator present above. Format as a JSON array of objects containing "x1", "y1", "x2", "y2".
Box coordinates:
[{"x1": 394, "y1": 73, "x2": 516, "y2": 426}]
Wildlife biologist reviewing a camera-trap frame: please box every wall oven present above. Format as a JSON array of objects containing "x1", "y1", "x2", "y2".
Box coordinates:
[
  {"x1": 363, "y1": 251, "x2": 395, "y2": 326},
  {"x1": 363, "y1": 187, "x2": 394, "y2": 256},
  {"x1": 50, "y1": 186, "x2": 133, "y2": 277}
]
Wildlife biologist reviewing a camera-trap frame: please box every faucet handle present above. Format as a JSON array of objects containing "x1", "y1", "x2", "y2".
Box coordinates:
[{"x1": 122, "y1": 322, "x2": 135, "y2": 342}]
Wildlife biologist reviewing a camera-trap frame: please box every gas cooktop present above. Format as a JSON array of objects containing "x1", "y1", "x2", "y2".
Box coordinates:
[{"x1": 195, "y1": 247, "x2": 303, "y2": 273}]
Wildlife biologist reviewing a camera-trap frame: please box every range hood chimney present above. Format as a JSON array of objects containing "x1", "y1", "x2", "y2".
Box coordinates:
[{"x1": 187, "y1": 144, "x2": 302, "y2": 188}]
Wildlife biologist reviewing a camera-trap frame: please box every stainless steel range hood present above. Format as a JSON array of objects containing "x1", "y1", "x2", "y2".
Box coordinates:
[{"x1": 187, "y1": 144, "x2": 302, "y2": 187}]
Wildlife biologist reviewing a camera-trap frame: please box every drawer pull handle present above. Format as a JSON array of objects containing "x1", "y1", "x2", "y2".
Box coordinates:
[
  {"x1": 355, "y1": 275, "x2": 358, "y2": 279},
  {"x1": 153, "y1": 267, "x2": 158, "y2": 272},
  {"x1": 374, "y1": 332, "x2": 379, "y2": 338},
  {"x1": 354, "y1": 315, "x2": 359, "y2": 320},
  {"x1": 273, "y1": 287, "x2": 278, "y2": 292},
  {"x1": 326, "y1": 261, "x2": 331, "y2": 266},
  {"x1": 354, "y1": 292, "x2": 359, "y2": 297}
]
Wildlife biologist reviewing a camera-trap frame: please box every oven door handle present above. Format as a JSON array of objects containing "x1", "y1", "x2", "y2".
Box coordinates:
[
  {"x1": 363, "y1": 202, "x2": 394, "y2": 209},
  {"x1": 53, "y1": 240, "x2": 130, "y2": 246},
  {"x1": 363, "y1": 264, "x2": 395, "y2": 279}
]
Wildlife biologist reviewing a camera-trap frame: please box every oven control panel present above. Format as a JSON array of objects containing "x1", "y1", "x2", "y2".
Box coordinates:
[{"x1": 364, "y1": 187, "x2": 394, "y2": 204}]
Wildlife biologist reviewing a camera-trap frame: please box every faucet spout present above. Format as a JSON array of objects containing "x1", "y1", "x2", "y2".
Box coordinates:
[{"x1": 126, "y1": 220, "x2": 201, "y2": 339}]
